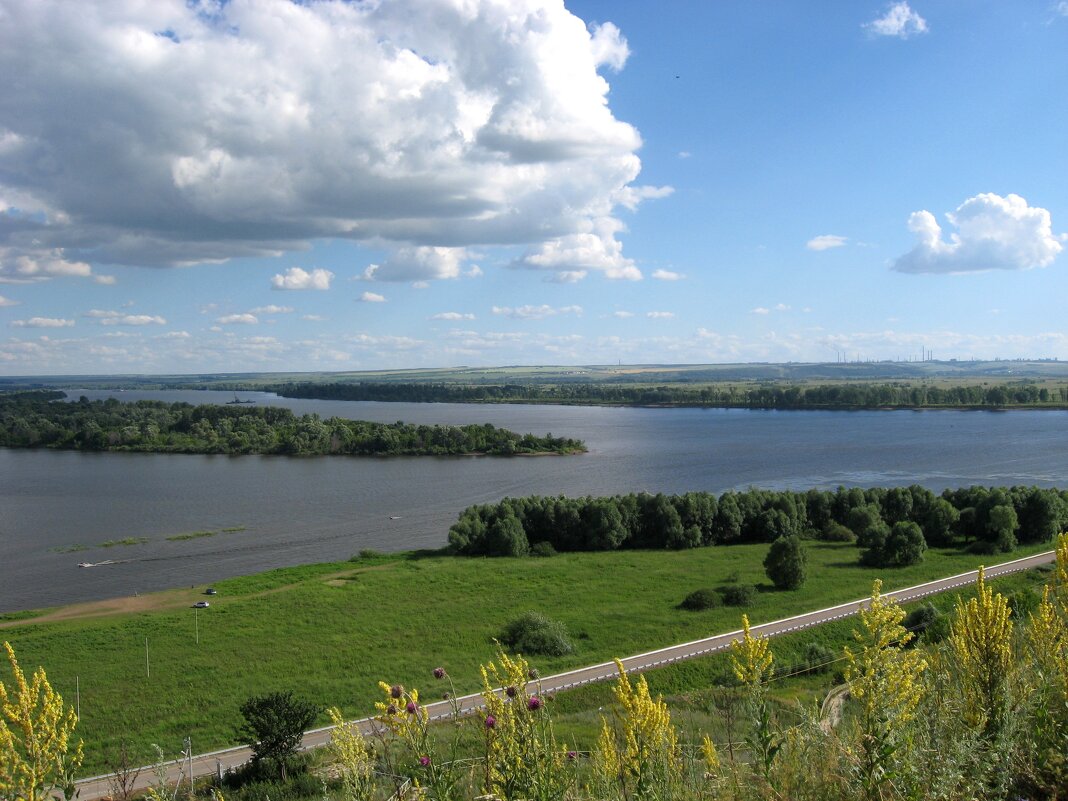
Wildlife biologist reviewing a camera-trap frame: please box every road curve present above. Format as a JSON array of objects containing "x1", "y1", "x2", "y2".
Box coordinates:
[{"x1": 74, "y1": 549, "x2": 1055, "y2": 799}]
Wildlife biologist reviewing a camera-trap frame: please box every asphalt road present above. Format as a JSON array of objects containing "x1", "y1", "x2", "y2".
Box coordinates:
[{"x1": 74, "y1": 549, "x2": 1056, "y2": 799}]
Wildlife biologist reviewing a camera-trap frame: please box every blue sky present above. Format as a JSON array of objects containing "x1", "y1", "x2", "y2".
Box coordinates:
[{"x1": 1, "y1": 0, "x2": 1065, "y2": 374}]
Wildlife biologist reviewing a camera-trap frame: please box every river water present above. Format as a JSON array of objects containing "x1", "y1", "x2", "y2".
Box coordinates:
[{"x1": 1, "y1": 389, "x2": 1066, "y2": 612}]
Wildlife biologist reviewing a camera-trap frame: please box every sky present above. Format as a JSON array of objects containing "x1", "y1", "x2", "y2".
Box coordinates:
[{"x1": 1, "y1": 0, "x2": 1066, "y2": 375}]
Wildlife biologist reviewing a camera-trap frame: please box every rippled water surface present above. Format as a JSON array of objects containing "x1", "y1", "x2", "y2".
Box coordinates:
[{"x1": 2, "y1": 389, "x2": 1065, "y2": 611}]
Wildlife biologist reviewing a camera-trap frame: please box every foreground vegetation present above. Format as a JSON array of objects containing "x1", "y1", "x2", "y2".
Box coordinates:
[
  {"x1": 0, "y1": 537, "x2": 1056, "y2": 778},
  {"x1": 4, "y1": 538, "x2": 1066, "y2": 801},
  {"x1": 0, "y1": 392, "x2": 584, "y2": 456}
]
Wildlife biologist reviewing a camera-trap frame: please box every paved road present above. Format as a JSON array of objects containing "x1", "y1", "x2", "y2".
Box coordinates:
[{"x1": 74, "y1": 549, "x2": 1055, "y2": 799}]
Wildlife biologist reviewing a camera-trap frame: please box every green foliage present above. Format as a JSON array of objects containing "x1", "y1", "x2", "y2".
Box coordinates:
[
  {"x1": 530, "y1": 541, "x2": 557, "y2": 558},
  {"x1": 0, "y1": 393, "x2": 584, "y2": 457},
  {"x1": 720, "y1": 584, "x2": 756, "y2": 607},
  {"x1": 861, "y1": 520, "x2": 927, "y2": 568},
  {"x1": 819, "y1": 522, "x2": 856, "y2": 542},
  {"x1": 678, "y1": 588, "x2": 721, "y2": 611},
  {"x1": 237, "y1": 692, "x2": 321, "y2": 780},
  {"x1": 270, "y1": 378, "x2": 1068, "y2": 410},
  {"x1": 763, "y1": 535, "x2": 808, "y2": 590},
  {"x1": 499, "y1": 612, "x2": 574, "y2": 657}
]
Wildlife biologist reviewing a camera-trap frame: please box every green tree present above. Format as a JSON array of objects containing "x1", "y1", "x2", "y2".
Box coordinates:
[
  {"x1": 763, "y1": 534, "x2": 807, "y2": 590},
  {"x1": 237, "y1": 691, "x2": 320, "y2": 780}
]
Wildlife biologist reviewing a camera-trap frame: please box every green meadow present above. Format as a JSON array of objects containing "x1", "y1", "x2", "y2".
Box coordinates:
[{"x1": 1, "y1": 540, "x2": 1053, "y2": 774}]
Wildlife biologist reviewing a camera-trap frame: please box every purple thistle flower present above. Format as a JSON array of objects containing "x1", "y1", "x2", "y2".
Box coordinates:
[
  {"x1": 505, "y1": 685, "x2": 517, "y2": 698},
  {"x1": 390, "y1": 684, "x2": 404, "y2": 699},
  {"x1": 406, "y1": 700, "x2": 418, "y2": 714},
  {"x1": 527, "y1": 695, "x2": 543, "y2": 711},
  {"x1": 567, "y1": 751, "x2": 577, "y2": 761},
  {"x1": 433, "y1": 667, "x2": 446, "y2": 679},
  {"x1": 419, "y1": 756, "x2": 430, "y2": 767},
  {"x1": 484, "y1": 714, "x2": 497, "y2": 729}
]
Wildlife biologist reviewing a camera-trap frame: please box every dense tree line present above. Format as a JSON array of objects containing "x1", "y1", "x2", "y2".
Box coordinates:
[
  {"x1": 270, "y1": 380, "x2": 1068, "y2": 409},
  {"x1": 448, "y1": 484, "x2": 1068, "y2": 566},
  {"x1": 0, "y1": 393, "x2": 585, "y2": 456}
]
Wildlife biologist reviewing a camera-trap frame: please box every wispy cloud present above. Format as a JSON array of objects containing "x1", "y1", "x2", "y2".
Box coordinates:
[
  {"x1": 250, "y1": 305, "x2": 294, "y2": 314},
  {"x1": 430, "y1": 312, "x2": 476, "y2": 321},
  {"x1": 806, "y1": 234, "x2": 848, "y2": 251},
  {"x1": 492, "y1": 304, "x2": 583, "y2": 320},
  {"x1": 358, "y1": 292, "x2": 386, "y2": 303},
  {"x1": 652, "y1": 269, "x2": 684, "y2": 281},
  {"x1": 646, "y1": 311, "x2": 675, "y2": 319},
  {"x1": 216, "y1": 313, "x2": 259, "y2": 325},
  {"x1": 10, "y1": 317, "x2": 74, "y2": 328}
]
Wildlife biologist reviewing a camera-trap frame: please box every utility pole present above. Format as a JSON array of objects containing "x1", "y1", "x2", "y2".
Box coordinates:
[{"x1": 145, "y1": 637, "x2": 150, "y2": 679}]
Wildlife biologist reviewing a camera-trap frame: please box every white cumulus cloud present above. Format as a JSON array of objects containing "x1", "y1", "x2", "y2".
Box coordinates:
[
  {"x1": 865, "y1": 2, "x2": 928, "y2": 38},
  {"x1": 358, "y1": 292, "x2": 386, "y2": 303},
  {"x1": 217, "y1": 313, "x2": 259, "y2": 325},
  {"x1": 892, "y1": 193, "x2": 1064, "y2": 274},
  {"x1": 0, "y1": 1, "x2": 662, "y2": 282},
  {"x1": 806, "y1": 234, "x2": 848, "y2": 251},
  {"x1": 492, "y1": 304, "x2": 583, "y2": 320},
  {"x1": 364, "y1": 247, "x2": 466, "y2": 283},
  {"x1": 513, "y1": 218, "x2": 642, "y2": 281},
  {"x1": 652, "y1": 269, "x2": 684, "y2": 281},
  {"x1": 271, "y1": 267, "x2": 334, "y2": 291}
]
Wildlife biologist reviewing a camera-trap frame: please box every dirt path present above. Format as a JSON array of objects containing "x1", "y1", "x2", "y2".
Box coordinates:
[{"x1": 0, "y1": 567, "x2": 375, "y2": 629}]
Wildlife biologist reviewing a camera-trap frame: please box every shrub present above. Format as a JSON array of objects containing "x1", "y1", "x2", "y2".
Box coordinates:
[
  {"x1": 499, "y1": 611, "x2": 574, "y2": 656},
  {"x1": 720, "y1": 584, "x2": 756, "y2": 607},
  {"x1": 803, "y1": 642, "x2": 835, "y2": 674},
  {"x1": 1007, "y1": 587, "x2": 1040, "y2": 619},
  {"x1": 678, "y1": 588, "x2": 722, "y2": 611},
  {"x1": 530, "y1": 541, "x2": 557, "y2": 557},
  {"x1": 821, "y1": 522, "x2": 856, "y2": 542},
  {"x1": 764, "y1": 534, "x2": 808, "y2": 590}
]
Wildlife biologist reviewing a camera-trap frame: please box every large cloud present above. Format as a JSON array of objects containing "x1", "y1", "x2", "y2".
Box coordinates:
[
  {"x1": 0, "y1": 0, "x2": 661, "y2": 282},
  {"x1": 892, "y1": 193, "x2": 1064, "y2": 274}
]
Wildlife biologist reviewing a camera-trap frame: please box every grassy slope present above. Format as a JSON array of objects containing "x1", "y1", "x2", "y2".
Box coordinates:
[{"x1": 2, "y1": 541, "x2": 1052, "y2": 773}]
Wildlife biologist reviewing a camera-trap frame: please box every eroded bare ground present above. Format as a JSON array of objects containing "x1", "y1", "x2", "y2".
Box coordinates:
[{"x1": 0, "y1": 565, "x2": 388, "y2": 629}]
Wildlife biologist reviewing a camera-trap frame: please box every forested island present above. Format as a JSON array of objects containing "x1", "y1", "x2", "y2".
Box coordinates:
[
  {"x1": 268, "y1": 379, "x2": 1068, "y2": 409},
  {"x1": 0, "y1": 392, "x2": 585, "y2": 456},
  {"x1": 449, "y1": 484, "x2": 1067, "y2": 565}
]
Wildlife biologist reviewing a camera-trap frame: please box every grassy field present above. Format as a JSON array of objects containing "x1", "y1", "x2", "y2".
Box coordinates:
[{"x1": 1, "y1": 540, "x2": 1054, "y2": 774}]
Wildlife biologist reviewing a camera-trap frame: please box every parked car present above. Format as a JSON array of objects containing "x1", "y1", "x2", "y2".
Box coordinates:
[
  {"x1": 193, "y1": 601, "x2": 210, "y2": 608},
  {"x1": 204, "y1": 588, "x2": 217, "y2": 595}
]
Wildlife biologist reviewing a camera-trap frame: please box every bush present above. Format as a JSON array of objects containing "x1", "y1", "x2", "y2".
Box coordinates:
[
  {"x1": 678, "y1": 588, "x2": 722, "y2": 611},
  {"x1": 803, "y1": 642, "x2": 835, "y2": 674},
  {"x1": 530, "y1": 541, "x2": 557, "y2": 557},
  {"x1": 499, "y1": 611, "x2": 574, "y2": 656},
  {"x1": 720, "y1": 584, "x2": 756, "y2": 607},
  {"x1": 1007, "y1": 588, "x2": 1040, "y2": 619},
  {"x1": 764, "y1": 534, "x2": 807, "y2": 590},
  {"x1": 820, "y1": 522, "x2": 856, "y2": 543}
]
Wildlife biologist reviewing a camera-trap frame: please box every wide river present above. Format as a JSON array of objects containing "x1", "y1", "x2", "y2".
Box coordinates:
[{"x1": 2, "y1": 389, "x2": 1066, "y2": 612}]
